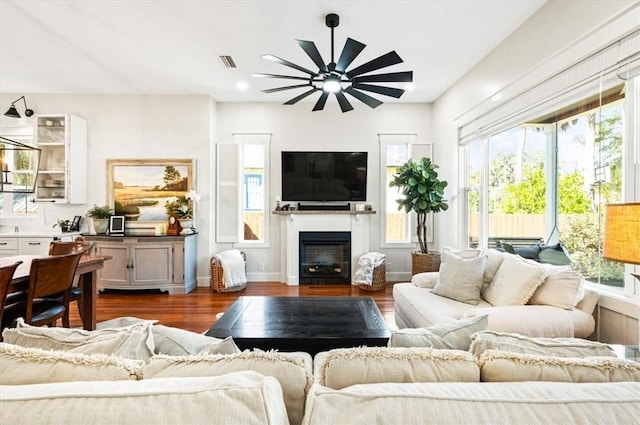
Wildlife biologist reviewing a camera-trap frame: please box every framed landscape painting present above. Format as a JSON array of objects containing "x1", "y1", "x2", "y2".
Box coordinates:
[{"x1": 106, "y1": 159, "x2": 195, "y2": 223}]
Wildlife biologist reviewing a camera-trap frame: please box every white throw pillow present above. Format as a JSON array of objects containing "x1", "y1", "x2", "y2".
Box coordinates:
[
  {"x1": 2, "y1": 319, "x2": 155, "y2": 362},
  {"x1": 481, "y1": 249, "x2": 506, "y2": 291},
  {"x1": 0, "y1": 342, "x2": 144, "y2": 385},
  {"x1": 144, "y1": 351, "x2": 312, "y2": 425},
  {"x1": 432, "y1": 250, "x2": 487, "y2": 305},
  {"x1": 152, "y1": 325, "x2": 240, "y2": 356},
  {"x1": 315, "y1": 347, "x2": 479, "y2": 389},
  {"x1": 528, "y1": 265, "x2": 583, "y2": 310},
  {"x1": 469, "y1": 330, "x2": 616, "y2": 358},
  {"x1": 389, "y1": 314, "x2": 489, "y2": 350},
  {"x1": 479, "y1": 350, "x2": 640, "y2": 382},
  {"x1": 482, "y1": 255, "x2": 546, "y2": 306}
]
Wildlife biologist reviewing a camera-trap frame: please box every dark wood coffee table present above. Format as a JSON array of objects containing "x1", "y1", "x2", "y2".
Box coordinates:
[{"x1": 206, "y1": 296, "x2": 390, "y2": 355}]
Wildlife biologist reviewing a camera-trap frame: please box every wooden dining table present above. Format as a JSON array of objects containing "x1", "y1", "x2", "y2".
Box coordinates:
[{"x1": 1, "y1": 254, "x2": 112, "y2": 331}]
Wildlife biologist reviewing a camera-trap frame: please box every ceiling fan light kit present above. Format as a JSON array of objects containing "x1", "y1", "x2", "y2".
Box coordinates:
[{"x1": 254, "y1": 13, "x2": 413, "y2": 112}]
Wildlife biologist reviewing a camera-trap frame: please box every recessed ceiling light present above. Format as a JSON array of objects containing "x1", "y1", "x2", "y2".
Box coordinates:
[
  {"x1": 404, "y1": 83, "x2": 415, "y2": 91},
  {"x1": 236, "y1": 81, "x2": 249, "y2": 91}
]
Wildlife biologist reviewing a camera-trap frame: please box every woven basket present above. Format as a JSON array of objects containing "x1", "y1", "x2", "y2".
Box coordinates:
[
  {"x1": 210, "y1": 252, "x2": 247, "y2": 293},
  {"x1": 411, "y1": 251, "x2": 441, "y2": 276},
  {"x1": 357, "y1": 263, "x2": 386, "y2": 291}
]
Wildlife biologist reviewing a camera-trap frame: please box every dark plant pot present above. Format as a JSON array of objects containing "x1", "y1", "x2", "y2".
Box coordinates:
[{"x1": 411, "y1": 251, "x2": 441, "y2": 275}]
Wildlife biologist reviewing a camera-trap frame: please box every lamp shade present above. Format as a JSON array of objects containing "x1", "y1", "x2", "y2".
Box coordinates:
[
  {"x1": 4, "y1": 104, "x2": 20, "y2": 118},
  {"x1": 603, "y1": 203, "x2": 640, "y2": 265}
]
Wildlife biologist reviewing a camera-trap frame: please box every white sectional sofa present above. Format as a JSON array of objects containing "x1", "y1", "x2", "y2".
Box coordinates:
[
  {"x1": 2, "y1": 318, "x2": 640, "y2": 425},
  {"x1": 394, "y1": 249, "x2": 599, "y2": 338}
]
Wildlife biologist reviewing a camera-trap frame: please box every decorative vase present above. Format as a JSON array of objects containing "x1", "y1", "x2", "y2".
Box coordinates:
[
  {"x1": 179, "y1": 219, "x2": 195, "y2": 234},
  {"x1": 411, "y1": 251, "x2": 441, "y2": 276},
  {"x1": 92, "y1": 218, "x2": 109, "y2": 235}
]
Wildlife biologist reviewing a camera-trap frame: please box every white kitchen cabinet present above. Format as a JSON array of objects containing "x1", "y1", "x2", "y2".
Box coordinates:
[
  {"x1": 0, "y1": 232, "x2": 81, "y2": 257},
  {"x1": 86, "y1": 234, "x2": 197, "y2": 294},
  {"x1": 34, "y1": 114, "x2": 87, "y2": 203}
]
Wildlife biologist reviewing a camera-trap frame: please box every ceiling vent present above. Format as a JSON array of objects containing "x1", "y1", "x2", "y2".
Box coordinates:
[{"x1": 219, "y1": 55, "x2": 237, "y2": 68}]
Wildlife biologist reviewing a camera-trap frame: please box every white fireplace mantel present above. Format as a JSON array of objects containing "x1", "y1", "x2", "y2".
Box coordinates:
[{"x1": 275, "y1": 211, "x2": 375, "y2": 285}]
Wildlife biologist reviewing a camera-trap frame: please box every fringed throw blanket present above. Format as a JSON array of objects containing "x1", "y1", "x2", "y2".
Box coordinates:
[{"x1": 214, "y1": 249, "x2": 247, "y2": 288}]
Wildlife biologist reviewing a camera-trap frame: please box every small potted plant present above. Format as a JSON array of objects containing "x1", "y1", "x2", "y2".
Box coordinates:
[
  {"x1": 389, "y1": 157, "x2": 449, "y2": 274},
  {"x1": 53, "y1": 219, "x2": 71, "y2": 232},
  {"x1": 86, "y1": 204, "x2": 113, "y2": 234}
]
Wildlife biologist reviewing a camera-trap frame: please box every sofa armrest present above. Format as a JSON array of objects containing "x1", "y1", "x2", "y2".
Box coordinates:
[
  {"x1": 576, "y1": 288, "x2": 599, "y2": 315},
  {"x1": 411, "y1": 272, "x2": 439, "y2": 289}
]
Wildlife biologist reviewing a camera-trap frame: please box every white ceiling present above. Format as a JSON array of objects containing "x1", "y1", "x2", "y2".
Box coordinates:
[{"x1": 0, "y1": 0, "x2": 546, "y2": 106}]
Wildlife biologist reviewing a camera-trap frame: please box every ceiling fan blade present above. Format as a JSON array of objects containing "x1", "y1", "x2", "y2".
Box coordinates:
[
  {"x1": 261, "y1": 54, "x2": 318, "y2": 76},
  {"x1": 335, "y1": 92, "x2": 354, "y2": 113},
  {"x1": 352, "y1": 71, "x2": 413, "y2": 83},
  {"x1": 344, "y1": 87, "x2": 383, "y2": 109},
  {"x1": 262, "y1": 83, "x2": 312, "y2": 94},
  {"x1": 296, "y1": 40, "x2": 328, "y2": 73},
  {"x1": 346, "y1": 51, "x2": 403, "y2": 78},
  {"x1": 335, "y1": 38, "x2": 366, "y2": 73},
  {"x1": 284, "y1": 88, "x2": 320, "y2": 105},
  {"x1": 353, "y1": 82, "x2": 405, "y2": 98},
  {"x1": 253, "y1": 73, "x2": 318, "y2": 82},
  {"x1": 312, "y1": 92, "x2": 330, "y2": 111}
]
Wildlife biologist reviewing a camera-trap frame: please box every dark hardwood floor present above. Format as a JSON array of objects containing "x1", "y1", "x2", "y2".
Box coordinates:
[{"x1": 67, "y1": 282, "x2": 398, "y2": 333}]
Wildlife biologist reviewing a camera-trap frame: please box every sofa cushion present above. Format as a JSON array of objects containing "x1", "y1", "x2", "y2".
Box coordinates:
[
  {"x1": 389, "y1": 314, "x2": 488, "y2": 350},
  {"x1": 469, "y1": 330, "x2": 616, "y2": 358},
  {"x1": 151, "y1": 325, "x2": 240, "y2": 356},
  {"x1": 144, "y1": 350, "x2": 312, "y2": 425},
  {"x1": 538, "y1": 243, "x2": 572, "y2": 265},
  {"x1": 528, "y1": 265, "x2": 584, "y2": 310},
  {"x1": 0, "y1": 342, "x2": 144, "y2": 385},
  {"x1": 482, "y1": 255, "x2": 546, "y2": 306},
  {"x1": 503, "y1": 243, "x2": 541, "y2": 260},
  {"x1": 0, "y1": 372, "x2": 289, "y2": 425},
  {"x1": 432, "y1": 250, "x2": 487, "y2": 305},
  {"x1": 314, "y1": 347, "x2": 479, "y2": 389},
  {"x1": 302, "y1": 381, "x2": 640, "y2": 425},
  {"x1": 2, "y1": 319, "x2": 155, "y2": 362},
  {"x1": 479, "y1": 350, "x2": 640, "y2": 382}
]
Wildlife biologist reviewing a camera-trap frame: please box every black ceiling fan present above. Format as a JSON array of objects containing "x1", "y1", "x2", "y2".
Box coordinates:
[{"x1": 253, "y1": 13, "x2": 413, "y2": 112}]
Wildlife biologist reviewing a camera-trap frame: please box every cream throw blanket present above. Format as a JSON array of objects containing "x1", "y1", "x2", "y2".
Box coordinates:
[
  {"x1": 354, "y1": 252, "x2": 385, "y2": 286},
  {"x1": 214, "y1": 249, "x2": 247, "y2": 288}
]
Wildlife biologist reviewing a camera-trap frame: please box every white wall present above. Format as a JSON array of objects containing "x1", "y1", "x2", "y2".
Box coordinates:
[
  {"x1": 0, "y1": 93, "x2": 215, "y2": 280},
  {"x1": 215, "y1": 102, "x2": 432, "y2": 282}
]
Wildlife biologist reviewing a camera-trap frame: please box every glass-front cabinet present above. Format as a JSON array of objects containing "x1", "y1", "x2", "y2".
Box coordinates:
[{"x1": 34, "y1": 114, "x2": 87, "y2": 203}]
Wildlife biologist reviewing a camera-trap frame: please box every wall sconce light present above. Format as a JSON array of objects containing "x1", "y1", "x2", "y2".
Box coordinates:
[
  {"x1": 4, "y1": 96, "x2": 35, "y2": 118},
  {"x1": 603, "y1": 203, "x2": 640, "y2": 282}
]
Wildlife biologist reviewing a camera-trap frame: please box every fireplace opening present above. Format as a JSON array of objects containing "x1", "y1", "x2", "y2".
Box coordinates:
[{"x1": 299, "y1": 231, "x2": 351, "y2": 284}]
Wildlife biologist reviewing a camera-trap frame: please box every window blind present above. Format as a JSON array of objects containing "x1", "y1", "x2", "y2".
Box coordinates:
[{"x1": 459, "y1": 29, "x2": 640, "y2": 145}]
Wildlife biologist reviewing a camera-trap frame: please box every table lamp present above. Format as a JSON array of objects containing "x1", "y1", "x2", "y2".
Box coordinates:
[{"x1": 603, "y1": 203, "x2": 640, "y2": 282}]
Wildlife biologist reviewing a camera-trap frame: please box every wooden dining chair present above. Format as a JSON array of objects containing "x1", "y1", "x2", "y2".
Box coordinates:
[
  {"x1": 1, "y1": 260, "x2": 23, "y2": 338},
  {"x1": 2, "y1": 252, "x2": 83, "y2": 328},
  {"x1": 49, "y1": 240, "x2": 95, "y2": 323}
]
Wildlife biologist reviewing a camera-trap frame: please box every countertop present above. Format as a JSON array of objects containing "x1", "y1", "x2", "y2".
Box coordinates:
[{"x1": 0, "y1": 231, "x2": 82, "y2": 238}]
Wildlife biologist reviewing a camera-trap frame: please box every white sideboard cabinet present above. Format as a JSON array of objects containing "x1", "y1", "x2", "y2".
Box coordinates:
[
  {"x1": 85, "y1": 234, "x2": 196, "y2": 295},
  {"x1": 34, "y1": 114, "x2": 87, "y2": 203}
]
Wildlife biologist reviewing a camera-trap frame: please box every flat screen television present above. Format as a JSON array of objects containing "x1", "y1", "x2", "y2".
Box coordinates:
[{"x1": 281, "y1": 151, "x2": 367, "y2": 202}]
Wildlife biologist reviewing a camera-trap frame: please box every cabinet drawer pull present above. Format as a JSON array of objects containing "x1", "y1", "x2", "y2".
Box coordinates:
[
  {"x1": 0, "y1": 242, "x2": 7, "y2": 246},
  {"x1": 28, "y1": 242, "x2": 42, "y2": 245}
]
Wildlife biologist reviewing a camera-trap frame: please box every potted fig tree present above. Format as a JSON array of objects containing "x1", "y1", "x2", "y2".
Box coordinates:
[{"x1": 389, "y1": 157, "x2": 448, "y2": 274}]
